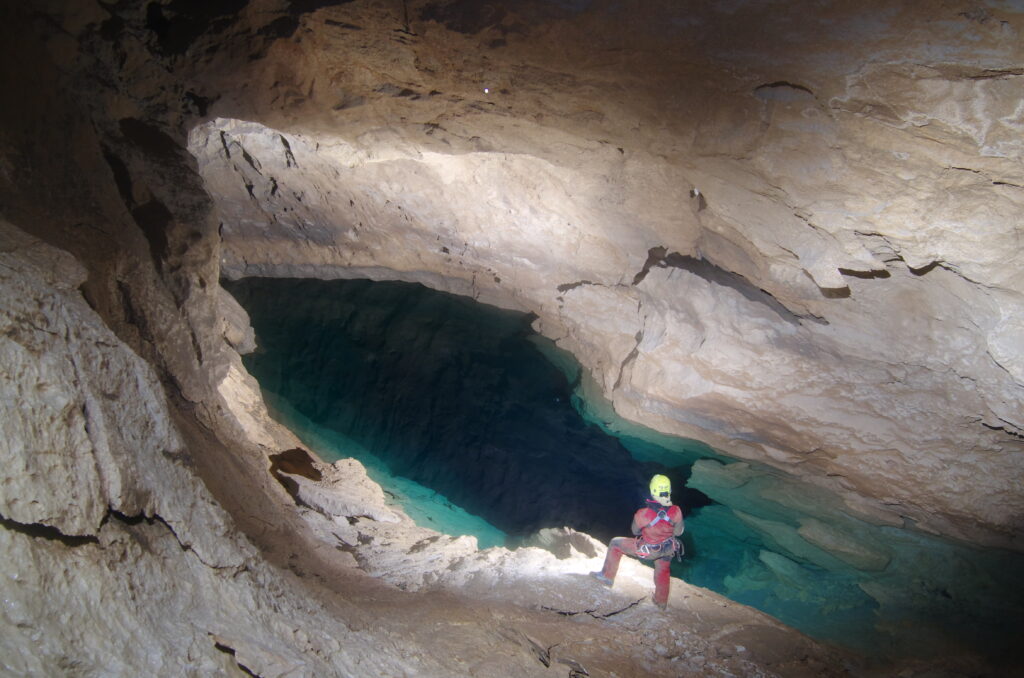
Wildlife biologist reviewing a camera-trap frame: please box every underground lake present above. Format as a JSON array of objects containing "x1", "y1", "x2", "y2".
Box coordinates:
[{"x1": 225, "y1": 276, "x2": 1024, "y2": 664}]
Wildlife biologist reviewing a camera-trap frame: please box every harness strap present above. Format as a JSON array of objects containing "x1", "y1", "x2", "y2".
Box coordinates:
[
  {"x1": 648, "y1": 509, "x2": 669, "y2": 527},
  {"x1": 636, "y1": 536, "x2": 676, "y2": 559}
]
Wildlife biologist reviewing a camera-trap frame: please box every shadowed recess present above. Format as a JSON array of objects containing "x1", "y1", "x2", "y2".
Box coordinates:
[
  {"x1": 227, "y1": 276, "x2": 698, "y2": 544},
  {"x1": 269, "y1": 448, "x2": 323, "y2": 481}
]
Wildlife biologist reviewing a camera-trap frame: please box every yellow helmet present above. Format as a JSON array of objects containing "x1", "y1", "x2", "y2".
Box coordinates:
[{"x1": 649, "y1": 474, "x2": 672, "y2": 506}]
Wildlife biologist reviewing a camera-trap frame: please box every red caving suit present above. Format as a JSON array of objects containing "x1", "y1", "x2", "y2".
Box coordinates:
[{"x1": 598, "y1": 499, "x2": 684, "y2": 607}]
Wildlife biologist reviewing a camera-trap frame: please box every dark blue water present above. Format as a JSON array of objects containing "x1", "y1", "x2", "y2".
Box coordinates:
[{"x1": 226, "y1": 276, "x2": 1024, "y2": 666}]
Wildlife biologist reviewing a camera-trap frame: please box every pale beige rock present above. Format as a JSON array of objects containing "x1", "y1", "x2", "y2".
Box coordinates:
[
  {"x1": 193, "y1": 106, "x2": 1024, "y2": 550},
  {"x1": 0, "y1": 511, "x2": 459, "y2": 677},
  {"x1": 216, "y1": 355, "x2": 290, "y2": 451},
  {"x1": 522, "y1": 526, "x2": 602, "y2": 560},
  {"x1": 0, "y1": 224, "x2": 104, "y2": 535},
  {"x1": 283, "y1": 458, "x2": 402, "y2": 525},
  {"x1": 988, "y1": 303, "x2": 1024, "y2": 385},
  {"x1": 266, "y1": 447, "x2": 846, "y2": 675},
  {"x1": 4, "y1": 2, "x2": 1023, "y2": 675},
  {"x1": 216, "y1": 286, "x2": 257, "y2": 354},
  {"x1": 187, "y1": 0, "x2": 1024, "y2": 554},
  {"x1": 0, "y1": 222, "x2": 466, "y2": 677},
  {"x1": 0, "y1": 220, "x2": 237, "y2": 567}
]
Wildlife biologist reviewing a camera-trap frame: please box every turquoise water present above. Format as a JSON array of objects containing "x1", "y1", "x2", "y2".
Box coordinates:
[
  {"x1": 536, "y1": 326, "x2": 1024, "y2": 661},
  {"x1": 227, "y1": 277, "x2": 1024, "y2": 664},
  {"x1": 261, "y1": 389, "x2": 507, "y2": 549},
  {"x1": 230, "y1": 277, "x2": 660, "y2": 543}
]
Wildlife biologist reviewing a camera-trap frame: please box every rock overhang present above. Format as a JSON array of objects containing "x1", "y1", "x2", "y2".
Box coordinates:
[
  {"x1": 6, "y1": 0, "x2": 1023, "y2": 550},
  {"x1": 172, "y1": 0, "x2": 1024, "y2": 551}
]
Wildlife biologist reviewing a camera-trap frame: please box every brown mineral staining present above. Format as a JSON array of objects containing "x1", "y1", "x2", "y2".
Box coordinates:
[{"x1": 269, "y1": 447, "x2": 323, "y2": 482}]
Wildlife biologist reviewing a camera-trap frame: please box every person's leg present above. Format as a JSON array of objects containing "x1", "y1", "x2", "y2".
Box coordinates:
[
  {"x1": 652, "y1": 557, "x2": 672, "y2": 608},
  {"x1": 597, "y1": 537, "x2": 637, "y2": 583}
]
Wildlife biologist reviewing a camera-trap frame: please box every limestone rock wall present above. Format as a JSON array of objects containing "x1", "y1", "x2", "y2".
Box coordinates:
[
  {"x1": 0, "y1": 221, "x2": 851, "y2": 676},
  {"x1": 0, "y1": 1, "x2": 1020, "y2": 673},
  {"x1": 0, "y1": 220, "x2": 234, "y2": 561},
  {"x1": 183, "y1": 0, "x2": 1022, "y2": 549},
  {"x1": 0, "y1": 221, "x2": 443, "y2": 676}
]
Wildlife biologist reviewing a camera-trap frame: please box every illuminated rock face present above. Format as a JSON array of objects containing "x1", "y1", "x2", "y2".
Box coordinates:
[
  {"x1": 186, "y1": 1, "x2": 1022, "y2": 549},
  {"x1": 0, "y1": 220, "x2": 853, "y2": 677},
  {"x1": 0, "y1": 222, "x2": 408, "y2": 676}
]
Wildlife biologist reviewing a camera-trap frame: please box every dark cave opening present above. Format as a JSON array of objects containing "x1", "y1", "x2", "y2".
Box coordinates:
[
  {"x1": 226, "y1": 276, "x2": 712, "y2": 545},
  {"x1": 225, "y1": 276, "x2": 1024, "y2": 664}
]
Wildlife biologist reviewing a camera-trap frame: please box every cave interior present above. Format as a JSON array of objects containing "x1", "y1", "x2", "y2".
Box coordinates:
[{"x1": 2, "y1": 0, "x2": 1023, "y2": 675}]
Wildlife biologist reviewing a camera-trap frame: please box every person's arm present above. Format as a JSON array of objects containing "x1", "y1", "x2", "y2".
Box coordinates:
[
  {"x1": 631, "y1": 509, "x2": 648, "y2": 536},
  {"x1": 673, "y1": 507, "x2": 685, "y2": 536}
]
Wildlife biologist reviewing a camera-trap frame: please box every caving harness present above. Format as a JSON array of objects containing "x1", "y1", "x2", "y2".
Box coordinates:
[
  {"x1": 636, "y1": 508, "x2": 684, "y2": 560},
  {"x1": 649, "y1": 508, "x2": 670, "y2": 527},
  {"x1": 636, "y1": 537, "x2": 677, "y2": 559}
]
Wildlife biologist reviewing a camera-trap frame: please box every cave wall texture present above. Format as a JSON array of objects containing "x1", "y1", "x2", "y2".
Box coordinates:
[
  {"x1": 188, "y1": 0, "x2": 1023, "y2": 549},
  {"x1": 0, "y1": 0, "x2": 1022, "y2": 674}
]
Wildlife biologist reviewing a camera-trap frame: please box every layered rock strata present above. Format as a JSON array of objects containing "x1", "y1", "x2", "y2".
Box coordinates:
[
  {"x1": 1, "y1": 0, "x2": 1022, "y2": 675},
  {"x1": 1, "y1": 220, "x2": 853, "y2": 676},
  {"x1": 0, "y1": 221, "x2": 422, "y2": 676},
  {"x1": 189, "y1": 0, "x2": 1022, "y2": 549}
]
